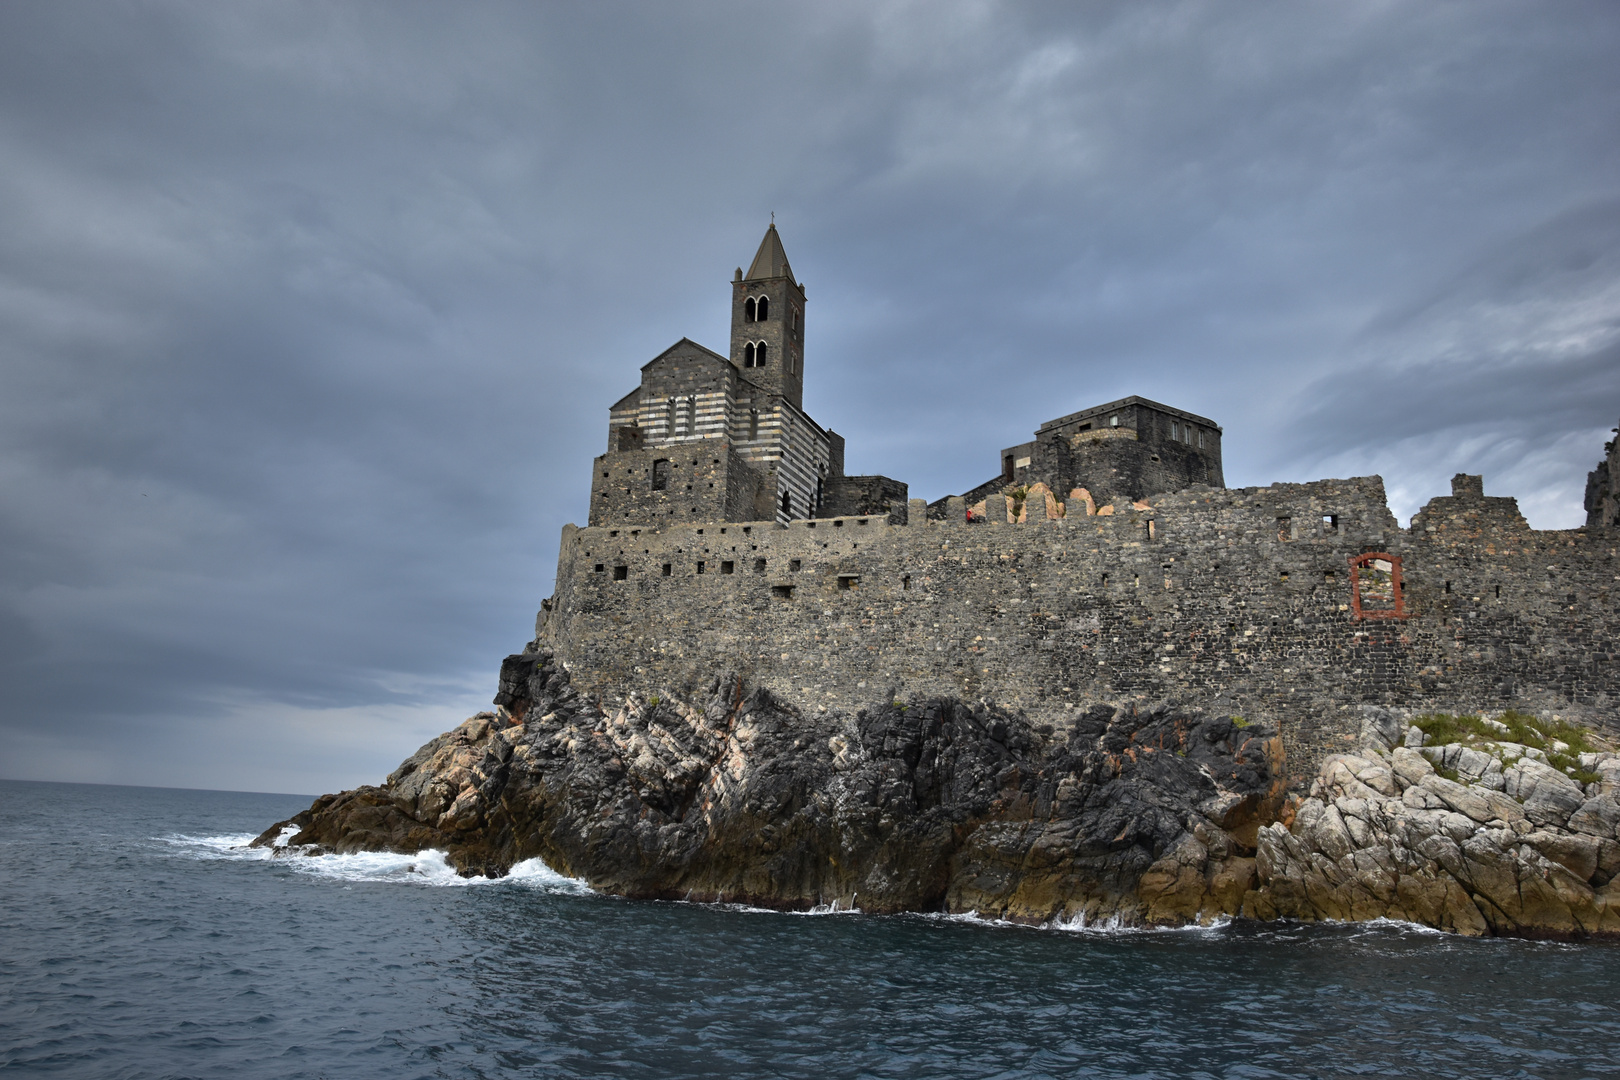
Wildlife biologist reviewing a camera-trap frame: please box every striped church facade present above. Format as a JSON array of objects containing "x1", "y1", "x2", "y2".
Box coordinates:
[{"x1": 588, "y1": 225, "x2": 902, "y2": 530}]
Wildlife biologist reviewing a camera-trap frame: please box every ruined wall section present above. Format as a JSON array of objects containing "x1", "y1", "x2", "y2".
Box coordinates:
[
  {"x1": 544, "y1": 473, "x2": 1619, "y2": 787},
  {"x1": 940, "y1": 398, "x2": 1226, "y2": 516}
]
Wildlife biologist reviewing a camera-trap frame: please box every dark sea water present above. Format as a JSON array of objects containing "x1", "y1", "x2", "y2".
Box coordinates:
[{"x1": 2, "y1": 780, "x2": 1618, "y2": 1080}]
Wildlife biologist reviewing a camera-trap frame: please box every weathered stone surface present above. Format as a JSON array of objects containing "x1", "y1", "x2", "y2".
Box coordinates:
[
  {"x1": 1569, "y1": 796, "x2": 1620, "y2": 839},
  {"x1": 256, "y1": 656, "x2": 1287, "y2": 923},
  {"x1": 1250, "y1": 734, "x2": 1620, "y2": 938},
  {"x1": 255, "y1": 651, "x2": 1620, "y2": 939}
]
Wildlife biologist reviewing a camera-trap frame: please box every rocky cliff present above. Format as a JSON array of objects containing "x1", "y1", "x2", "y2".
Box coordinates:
[{"x1": 254, "y1": 649, "x2": 1620, "y2": 936}]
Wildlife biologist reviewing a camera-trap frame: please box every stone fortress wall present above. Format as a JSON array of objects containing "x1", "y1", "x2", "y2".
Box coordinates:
[
  {"x1": 541, "y1": 471, "x2": 1619, "y2": 788},
  {"x1": 541, "y1": 224, "x2": 1620, "y2": 790}
]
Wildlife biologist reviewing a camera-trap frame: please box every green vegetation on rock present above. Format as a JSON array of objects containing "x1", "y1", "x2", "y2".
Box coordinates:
[{"x1": 1412, "y1": 710, "x2": 1600, "y2": 781}]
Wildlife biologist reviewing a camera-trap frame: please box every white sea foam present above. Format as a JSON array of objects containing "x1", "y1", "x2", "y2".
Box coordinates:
[
  {"x1": 908, "y1": 907, "x2": 1236, "y2": 937},
  {"x1": 155, "y1": 834, "x2": 593, "y2": 894}
]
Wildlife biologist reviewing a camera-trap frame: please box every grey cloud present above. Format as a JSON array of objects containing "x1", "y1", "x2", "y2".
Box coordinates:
[{"x1": 1, "y1": 1, "x2": 1616, "y2": 791}]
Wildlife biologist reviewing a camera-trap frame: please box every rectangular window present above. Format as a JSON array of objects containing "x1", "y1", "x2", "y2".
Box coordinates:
[
  {"x1": 771, "y1": 584, "x2": 794, "y2": 598},
  {"x1": 1277, "y1": 517, "x2": 1292, "y2": 542},
  {"x1": 612, "y1": 565, "x2": 628, "y2": 581},
  {"x1": 593, "y1": 564, "x2": 605, "y2": 573},
  {"x1": 754, "y1": 558, "x2": 766, "y2": 573},
  {"x1": 696, "y1": 561, "x2": 706, "y2": 574},
  {"x1": 1322, "y1": 514, "x2": 1338, "y2": 532},
  {"x1": 661, "y1": 563, "x2": 672, "y2": 576},
  {"x1": 837, "y1": 575, "x2": 860, "y2": 590},
  {"x1": 789, "y1": 559, "x2": 802, "y2": 572},
  {"x1": 1350, "y1": 553, "x2": 1405, "y2": 619},
  {"x1": 1171, "y1": 421, "x2": 1179, "y2": 440},
  {"x1": 721, "y1": 561, "x2": 734, "y2": 574},
  {"x1": 651, "y1": 459, "x2": 670, "y2": 491}
]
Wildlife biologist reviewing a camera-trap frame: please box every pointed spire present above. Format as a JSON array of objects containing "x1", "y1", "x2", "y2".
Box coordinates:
[{"x1": 744, "y1": 223, "x2": 793, "y2": 282}]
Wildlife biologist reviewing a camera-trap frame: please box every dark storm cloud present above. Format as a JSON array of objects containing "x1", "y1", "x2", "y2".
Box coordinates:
[{"x1": 1, "y1": 2, "x2": 1616, "y2": 792}]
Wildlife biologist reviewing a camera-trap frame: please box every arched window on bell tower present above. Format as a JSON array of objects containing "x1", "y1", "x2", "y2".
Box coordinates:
[
  {"x1": 756, "y1": 341, "x2": 768, "y2": 366},
  {"x1": 744, "y1": 297, "x2": 756, "y2": 322},
  {"x1": 756, "y1": 295, "x2": 769, "y2": 321}
]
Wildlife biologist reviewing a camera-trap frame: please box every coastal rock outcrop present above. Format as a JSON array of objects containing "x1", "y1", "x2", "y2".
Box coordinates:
[
  {"x1": 255, "y1": 652, "x2": 1620, "y2": 936},
  {"x1": 1249, "y1": 715, "x2": 1620, "y2": 937},
  {"x1": 256, "y1": 649, "x2": 1286, "y2": 923}
]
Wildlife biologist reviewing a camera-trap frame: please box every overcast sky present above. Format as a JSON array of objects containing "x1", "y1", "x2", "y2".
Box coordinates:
[{"x1": 3, "y1": 2, "x2": 1617, "y2": 795}]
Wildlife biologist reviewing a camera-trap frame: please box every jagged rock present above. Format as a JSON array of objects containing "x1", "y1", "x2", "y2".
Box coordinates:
[
  {"x1": 252, "y1": 654, "x2": 1620, "y2": 938},
  {"x1": 1248, "y1": 738, "x2": 1620, "y2": 938},
  {"x1": 254, "y1": 655, "x2": 1286, "y2": 923}
]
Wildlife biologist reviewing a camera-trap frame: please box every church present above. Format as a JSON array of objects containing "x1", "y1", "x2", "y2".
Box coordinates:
[{"x1": 588, "y1": 224, "x2": 906, "y2": 528}]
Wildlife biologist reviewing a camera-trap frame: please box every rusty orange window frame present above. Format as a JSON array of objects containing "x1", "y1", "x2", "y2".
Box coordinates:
[{"x1": 1348, "y1": 551, "x2": 1407, "y2": 620}]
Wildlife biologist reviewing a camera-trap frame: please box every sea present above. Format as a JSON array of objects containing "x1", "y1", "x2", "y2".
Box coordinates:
[{"x1": 2, "y1": 779, "x2": 1617, "y2": 1080}]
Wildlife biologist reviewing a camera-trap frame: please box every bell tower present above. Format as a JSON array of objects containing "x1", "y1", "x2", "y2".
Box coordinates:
[{"x1": 730, "y1": 223, "x2": 807, "y2": 411}]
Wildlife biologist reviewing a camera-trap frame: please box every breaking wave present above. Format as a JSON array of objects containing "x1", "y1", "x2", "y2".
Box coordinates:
[{"x1": 154, "y1": 832, "x2": 593, "y2": 894}]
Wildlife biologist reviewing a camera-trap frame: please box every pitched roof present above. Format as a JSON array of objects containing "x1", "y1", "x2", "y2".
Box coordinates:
[
  {"x1": 638, "y1": 336, "x2": 731, "y2": 371},
  {"x1": 744, "y1": 223, "x2": 794, "y2": 282}
]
